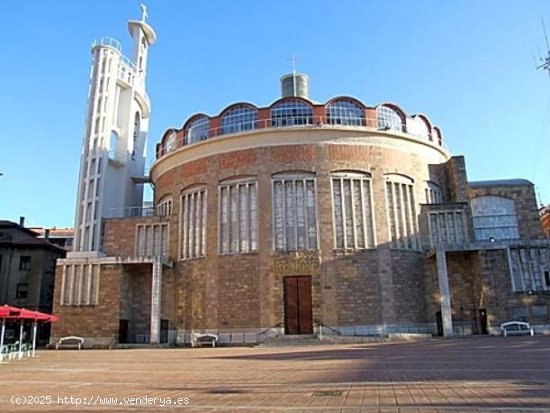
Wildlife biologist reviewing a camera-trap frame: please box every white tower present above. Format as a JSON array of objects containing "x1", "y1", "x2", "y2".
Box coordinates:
[{"x1": 72, "y1": 6, "x2": 156, "y2": 253}]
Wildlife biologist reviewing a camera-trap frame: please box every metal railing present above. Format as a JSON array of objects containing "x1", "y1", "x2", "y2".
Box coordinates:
[
  {"x1": 93, "y1": 37, "x2": 122, "y2": 52},
  {"x1": 157, "y1": 115, "x2": 448, "y2": 159},
  {"x1": 315, "y1": 320, "x2": 342, "y2": 341},
  {"x1": 106, "y1": 206, "x2": 155, "y2": 219}
]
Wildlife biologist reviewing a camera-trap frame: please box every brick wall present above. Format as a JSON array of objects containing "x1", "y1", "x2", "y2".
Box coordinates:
[
  {"x1": 147, "y1": 140, "x2": 448, "y2": 333},
  {"x1": 103, "y1": 216, "x2": 171, "y2": 258},
  {"x1": 52, "y1": 264, "x2": 121, "y2": 347},
  {"x1": 469, "y1": 183, "x2": 543, "y2": 240}
]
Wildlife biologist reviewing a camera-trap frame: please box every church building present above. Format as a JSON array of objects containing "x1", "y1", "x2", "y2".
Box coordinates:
[{"x1": 52, "y1": 9, "x2": 550, "y2": 347}]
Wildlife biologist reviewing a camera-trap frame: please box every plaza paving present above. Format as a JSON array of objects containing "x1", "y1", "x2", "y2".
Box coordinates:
[{"x1": 0, "y1": 336, "x2": 549, "y2": 412}]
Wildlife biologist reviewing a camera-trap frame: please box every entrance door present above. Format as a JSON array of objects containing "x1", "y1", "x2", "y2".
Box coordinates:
[
  {"x1": 477, "y1": 309, "x2": 488, "y2": 335},
  {"x1": 118, "y1": 319, "x2": 129, "y2": 344},
  {"x1": 283, "y1": 276, "x2": 313, "y2": 335}
]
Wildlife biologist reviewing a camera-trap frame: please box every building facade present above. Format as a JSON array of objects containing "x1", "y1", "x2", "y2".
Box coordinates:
[
  {"x1": 53, "y1": 78, "x2": 550, "y2": 347},
  {"x1": 30, "y1": 227, "x2": 74, "y2": 252},
  {"x1": 0, "y1": 219, "x2": 65, "y2": 315},
  {"x1": 52, "y1": 15, "x2": 550, "y2": 348}
]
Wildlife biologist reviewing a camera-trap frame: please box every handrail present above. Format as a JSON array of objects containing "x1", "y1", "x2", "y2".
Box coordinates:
[
  {"x1": 315, "y1": 320, "x2": 342, "y2": 336},
  {"x1": 258, "y1": 322, "x2": 283, "y2": 336},
  {"x1": 93, "y1": 37, "x2": 122, "y2": 52},
  {"x1": 105, "y1": 206, "x2": 155, "y2": 219},
  {"x1": 107, "y1": 336, "x2": 118, "y2": 350},
  {"x1": 157, "y1": 115, "x2": 449, "y2": 159}
]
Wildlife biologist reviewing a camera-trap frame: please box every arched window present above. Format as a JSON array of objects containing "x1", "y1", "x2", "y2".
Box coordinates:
[
  {"x1": 221, "y1": 105, "x2": 258, "y2": 135},
  {"x1": 471, "y1": 196, "x2": 519, "y2": 241},
  {"x1": 327, "y1": 99, "x2": 365, "y2": 126},
  {"x1": 186, "y1": 116, "x2": 210, "y2": 144},
  {"x1": 165, "y1": 131, "x2": 177, "y2": 153},
  {"x1": 271, "y1": 99, "x2": 313, "y2": 127},
  {"x1": 331, "y1": 171, "x2": 375, "y2": 249},
  {"x1": 376, "y1": 106, "x2": 403, "y2": 132},
  {"x1": 434, "y1": 127, "x2": 443, "y2": 146},
  {"x1": 410, "y1": 116, "x2": 431, "y2": 141}
]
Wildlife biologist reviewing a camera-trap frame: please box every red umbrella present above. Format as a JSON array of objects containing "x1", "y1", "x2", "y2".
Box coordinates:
[
  {"x1": 17, "y1": 309, "x2": 60, "y2": 358},
  {"x1": 18, "y1": 309, "x2": 50, "y2": 321},
  {"x1": 0, "y1": 305, "x2": 21, "y2": 318},
  {"x1": 1, "y1": 305, "x2": 22, "y2": 361}
]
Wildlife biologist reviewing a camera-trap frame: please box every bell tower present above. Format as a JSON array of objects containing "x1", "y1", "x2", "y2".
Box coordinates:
[{"x1": 72, "y1": 6, "x2": 156, "y2": 254}]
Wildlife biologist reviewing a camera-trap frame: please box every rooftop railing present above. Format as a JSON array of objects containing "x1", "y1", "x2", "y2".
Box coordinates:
[
  {"x1": 93, "y1": 37, "x2": 122, "y2": 53},
  {"x1": 157, "y1": 115, "x2": 447, "y2": 159}
]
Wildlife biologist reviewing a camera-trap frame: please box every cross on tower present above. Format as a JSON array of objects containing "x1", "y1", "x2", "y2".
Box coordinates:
[
  {"x1": 288, "y1": 54, "x2": 298, "y2": 75},
  {"x1": 140, "y1": 3, "x2": 148, "y2": 22}
]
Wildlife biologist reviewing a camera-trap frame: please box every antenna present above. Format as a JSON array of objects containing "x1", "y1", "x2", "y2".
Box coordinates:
[
  {"x1": 543, "y1": 18, "x2": 550, "y2": 50},
  {"x1": 537, "y1": 18, "x2": 550, "y2": 77}
]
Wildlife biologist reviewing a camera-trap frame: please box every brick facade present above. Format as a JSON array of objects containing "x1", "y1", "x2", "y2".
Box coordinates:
[{"x1": 53, "y1": 113, "x2": 550, "y2": 346}]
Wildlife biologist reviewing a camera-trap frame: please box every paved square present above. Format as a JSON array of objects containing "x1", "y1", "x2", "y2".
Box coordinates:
[{"x1": 1, "y1": 336, "x2": 549, "y2": 412}]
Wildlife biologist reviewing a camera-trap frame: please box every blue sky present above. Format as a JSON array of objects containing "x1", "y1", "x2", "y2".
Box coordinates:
[{"x1": 1, "y1": 1, "x2": 549, "y2": 228}]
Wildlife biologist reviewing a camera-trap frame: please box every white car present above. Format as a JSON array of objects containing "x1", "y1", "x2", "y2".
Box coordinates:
[{"x1": 500, "y1": 321, "x2": 534, "y2": 337}]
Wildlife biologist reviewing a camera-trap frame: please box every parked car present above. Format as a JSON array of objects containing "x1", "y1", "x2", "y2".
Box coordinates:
[{"x1": 500, "y1": 321, "x2": 534, "y2": 337}]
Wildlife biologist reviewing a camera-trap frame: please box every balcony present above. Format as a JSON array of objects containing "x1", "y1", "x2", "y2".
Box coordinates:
[{"x1": 156, "y1": 115, "x2": 450, "y2": 159}]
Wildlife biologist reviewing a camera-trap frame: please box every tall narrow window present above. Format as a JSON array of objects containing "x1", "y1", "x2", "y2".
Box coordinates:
[
  {"x1": 509, "y1": 247, "x2": 550, "y2": 292},
  {"x1": 60, "y1": 264, "x2": 100, "y2": 306},
  {"x1": 425, "y1": 181, "x2": 443, "y2": 204},
  {"x1": 156, "y1": 196, "x2": 173, "y2": 216},
  {"x1": 135, "y1": 223, "x2": 169, "y2": 258},
  {"x1": 272, "y1": 172, "x2": 317, "y2": 251},
  {"x1": 133, "y1": 112, "x2": 141, "y2": 143},
  {"x1": 165, "y1": 131, "x2": 177, "y2": 153},
  {"x1": 180, "y1": 187, "x2": 207, "y2": 259},
  {"x1": 108, "y1": 131, "x2": 119, "y2": 161},
  {"x1": 385, "y1": 174, "x2": 419, "y2": 249},
  {"x1": 219, "y1": 177, "x2": 258, "y2": 254},
  {"x1": 331, "y1": 171, "x2": 375, "y2": 249}
]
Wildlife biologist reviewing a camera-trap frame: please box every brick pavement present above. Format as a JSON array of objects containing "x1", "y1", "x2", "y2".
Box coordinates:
[{"x1": 0, "y1": 336, "x2": 549, "y2": 412}]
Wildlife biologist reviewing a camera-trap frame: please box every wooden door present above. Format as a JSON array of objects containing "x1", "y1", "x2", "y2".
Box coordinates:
[{"x1": 284, "y1": 276, "x2": 313, "y2": 335}]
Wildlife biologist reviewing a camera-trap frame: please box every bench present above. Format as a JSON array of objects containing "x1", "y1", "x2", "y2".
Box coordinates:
[
  {"x1": 192, "y1": 333, "x2": 218, "y2": 348},
  {"x1": 56, "y1": 336, "x2": 84, "y2": 350}
]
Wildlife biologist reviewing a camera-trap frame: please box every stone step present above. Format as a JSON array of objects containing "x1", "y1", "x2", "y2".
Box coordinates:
[{"x1": 260, "y1": 334, "x2": 331, "y2": 346}]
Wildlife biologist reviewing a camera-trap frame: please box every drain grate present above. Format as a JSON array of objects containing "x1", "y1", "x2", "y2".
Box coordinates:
[{"x1": 312, "y1": 391, "x2": 343, "y2": 397}]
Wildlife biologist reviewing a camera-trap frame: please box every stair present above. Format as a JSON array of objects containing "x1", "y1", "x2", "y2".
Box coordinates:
[{"x1": 260, "y1": 334, "x2": 331, "y2": 346}]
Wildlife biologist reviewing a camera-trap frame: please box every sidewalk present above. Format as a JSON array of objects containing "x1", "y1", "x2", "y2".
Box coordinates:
[{"x1": 0, "y1": 336, "x2": 549, "y2": 412}]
